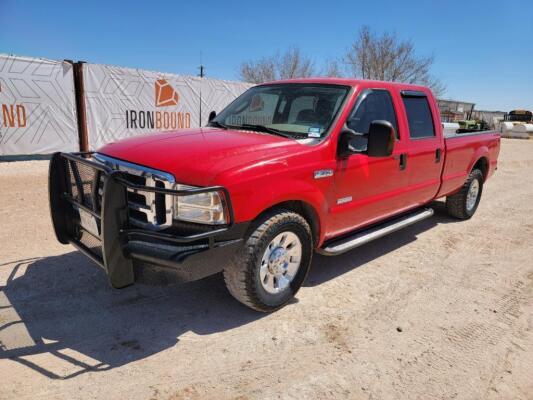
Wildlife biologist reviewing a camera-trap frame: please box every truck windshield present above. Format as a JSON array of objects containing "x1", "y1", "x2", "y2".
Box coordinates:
[{"x1": 211, "y1": 84, "x2": 350, "y2": 139}]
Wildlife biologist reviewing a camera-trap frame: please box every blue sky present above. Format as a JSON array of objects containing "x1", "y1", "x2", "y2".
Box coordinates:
[{"x1": 1, "y1": 0, "x2": 532, "y2": 111}]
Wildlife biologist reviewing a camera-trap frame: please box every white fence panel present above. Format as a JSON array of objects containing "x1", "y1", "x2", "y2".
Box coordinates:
[
  {"x1": 83, "y1": 63, "x2": 252, "y2": 150},
  {"x1": 0, "y1": 54, "x2": 78, "y2": 155}
]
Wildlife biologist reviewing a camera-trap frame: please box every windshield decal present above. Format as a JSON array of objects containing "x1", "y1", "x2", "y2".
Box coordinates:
[{"x1": 307, "y1": 127, "x2": 322, "y2": 138}]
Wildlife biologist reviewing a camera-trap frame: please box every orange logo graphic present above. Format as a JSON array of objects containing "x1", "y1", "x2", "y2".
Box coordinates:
[{"x1": 155, "y1": 79, "x2": 179, "y2": 107}]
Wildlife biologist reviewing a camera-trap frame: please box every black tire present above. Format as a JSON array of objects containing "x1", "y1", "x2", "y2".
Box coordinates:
[
  {"x1": 223, "y1": 210, "x2": 313, "y2": 312},
  {"x1": 446, "y1": 169, "x2": 484, "y2": 219}
]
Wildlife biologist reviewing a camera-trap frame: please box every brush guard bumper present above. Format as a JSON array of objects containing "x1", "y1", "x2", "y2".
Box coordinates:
[{"x1": 49, "y1": 152, "x2": 244, "y2": 288}]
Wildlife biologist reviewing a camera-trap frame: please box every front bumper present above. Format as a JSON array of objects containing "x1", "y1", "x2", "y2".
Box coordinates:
[{"x1": 49, "y1": 152, "x2": 246, "y2": 288}]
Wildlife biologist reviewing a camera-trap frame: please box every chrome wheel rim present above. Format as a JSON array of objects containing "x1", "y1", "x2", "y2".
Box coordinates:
[
  {"x1": 260, "y1": 231, "x2": 302, "y2": 294},
  {"x1": 466, "y1": 179, "x2": 480, "y2": 211}
]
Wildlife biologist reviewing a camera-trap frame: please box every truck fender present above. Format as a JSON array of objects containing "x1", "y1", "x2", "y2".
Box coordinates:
[
  {"x1": 469, "y1": 146, "x2": 489, "y2": 179},
  {"x1": 232, "y1": 178, "x2": 329, "y2": 246}
]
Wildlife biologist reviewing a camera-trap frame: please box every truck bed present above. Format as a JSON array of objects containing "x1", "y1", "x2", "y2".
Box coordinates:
[{"x1": 438, "y1": 130, "x2": 500, "y2": 198}]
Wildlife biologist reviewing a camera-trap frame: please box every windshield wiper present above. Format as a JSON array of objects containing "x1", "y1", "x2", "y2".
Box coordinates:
[
  {"x1": 240, "y1": 124, "x2": 306, "y2": 139},
  {"x1": 208, "y1": 120, "x2": 228, "y2": 129}
]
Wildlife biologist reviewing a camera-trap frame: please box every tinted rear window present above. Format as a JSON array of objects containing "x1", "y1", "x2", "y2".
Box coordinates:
[{"x1": 402, "y1": 96, "x2": 435, "y2": 139}]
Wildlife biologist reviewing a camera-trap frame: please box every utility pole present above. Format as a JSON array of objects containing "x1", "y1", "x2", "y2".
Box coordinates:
[
  {"x1": 198, "y1": 51, "x2": 205, "y2": 78},
  {"x1": 198, "y1": 52, "x2": 204, "y2": 126}
]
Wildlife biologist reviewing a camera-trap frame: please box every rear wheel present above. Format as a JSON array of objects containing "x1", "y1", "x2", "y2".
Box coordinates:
[
  {"x1": 446, "y1": 169, "x2": 484, "y2": 219},
  {"x1": 223, "y1": 210, "x2": 313, "y2": 312}
]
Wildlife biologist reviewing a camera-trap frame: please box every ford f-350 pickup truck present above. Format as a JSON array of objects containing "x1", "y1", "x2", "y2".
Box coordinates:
[{"x1": 49, "y1": 78, "x2": 500, "y2": 312}]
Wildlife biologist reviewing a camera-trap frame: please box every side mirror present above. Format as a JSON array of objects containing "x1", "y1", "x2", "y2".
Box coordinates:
[
  {"x1": 337, "y1": 125, "x2": 359, "y2": 158},
  {"x1": 337, "y1": 124, "x2": 372, "y2": 158},
  {"x1": 208, "y1": 110, "x2": 217, "y2": 123},
  {"x1": 367, "y1": 120, "x2": 395, "y2": 157}
]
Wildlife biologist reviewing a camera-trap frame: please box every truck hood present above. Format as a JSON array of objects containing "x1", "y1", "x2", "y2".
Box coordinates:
[{"x1": 97, "y1": 127, "x2": 306, "y2": 186}]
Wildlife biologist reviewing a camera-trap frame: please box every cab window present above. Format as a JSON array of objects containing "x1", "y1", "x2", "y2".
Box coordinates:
[
  {"x1": 288, "y1": 96, "x2": 315, "y2": 124},
  {"x1": 226, "y1": 92, "x2": 279, "y2": 126},
  {"x1": 214, "y1": 84, "x2": 350, "y2": 138},
  {"x1": 402, "y1": 94, "x2": 436, "y2": 139},
  {"x1": 347, "y1": 90, "x2": 399, "y2": 138}
]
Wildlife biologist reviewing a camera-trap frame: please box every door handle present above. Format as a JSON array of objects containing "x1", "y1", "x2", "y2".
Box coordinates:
[
  {"x1": 395, "y1": 153, "x2": 407, "y2": 170},
  {"x1": 435, "y1": 148, "x2": 442, "y2": 163}
]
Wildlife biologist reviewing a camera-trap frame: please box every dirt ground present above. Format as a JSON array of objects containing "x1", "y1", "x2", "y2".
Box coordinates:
[{"x1": 1, "y1": 138, "x2": 532, "y2": 400}]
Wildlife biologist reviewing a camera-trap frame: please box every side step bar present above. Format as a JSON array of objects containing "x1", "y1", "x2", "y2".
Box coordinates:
[{"x1": 318, "y1": 208, "x2": 434, "y2": 256}]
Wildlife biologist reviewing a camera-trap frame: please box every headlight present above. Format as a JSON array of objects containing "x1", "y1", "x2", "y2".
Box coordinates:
[{"x1": 173, "y1": 184, "x2": 227, "y2": 225}]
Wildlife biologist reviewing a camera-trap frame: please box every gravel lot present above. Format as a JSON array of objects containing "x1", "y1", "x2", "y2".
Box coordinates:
[{"x1": 1, "y1": 138, "x2": 532, "y2": 400}]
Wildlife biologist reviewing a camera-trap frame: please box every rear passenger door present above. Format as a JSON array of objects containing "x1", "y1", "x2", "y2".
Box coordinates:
[{"x1": 401, "y1": 91, "x2": 444, "y2": 205}]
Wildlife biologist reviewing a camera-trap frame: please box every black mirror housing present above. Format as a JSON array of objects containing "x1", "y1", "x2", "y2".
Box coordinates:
[
  {"x1": 337, "y1": 125, "x2": 358, "y2": 158},
  {"x1": 367, "y1": 120, "x2": 395, "y2": 157},
  {"x1": 208, "y1": 110, "x2": 217, "y2": 123}
]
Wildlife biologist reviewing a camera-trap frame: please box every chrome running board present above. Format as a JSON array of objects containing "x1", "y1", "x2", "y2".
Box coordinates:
[{"x1": 318, "y1": 208, "x2": 434, "y2": 256}]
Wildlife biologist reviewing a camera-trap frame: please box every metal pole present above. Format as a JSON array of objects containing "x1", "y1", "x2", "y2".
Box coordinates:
[
  {"x1": 199, "y1": 73, "x2": 202, "y2": 127},
  {"x1": 72, "y1": 61, "x2": 89, "y2": 152},
  {"x1": 198, "y1": 57, "x2": 205, "y2": 126}
]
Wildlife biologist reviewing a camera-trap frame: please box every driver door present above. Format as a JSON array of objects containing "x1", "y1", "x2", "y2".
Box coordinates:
[{"x1": 330, "y1": 88, "x2": 411, "y2": 237}]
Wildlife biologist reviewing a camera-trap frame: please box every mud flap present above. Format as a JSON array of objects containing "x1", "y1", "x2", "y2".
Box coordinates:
[{"x1": 101, "y1": 173, "x2": 134, "y2": 288}]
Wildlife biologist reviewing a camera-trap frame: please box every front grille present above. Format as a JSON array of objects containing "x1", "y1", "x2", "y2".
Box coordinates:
[
  {"x1": 93, "y1": 154, "x2": 175, "y2": 230},
  {"x1": 125, "y1": 175, "x2": 171, "y2": 228}
]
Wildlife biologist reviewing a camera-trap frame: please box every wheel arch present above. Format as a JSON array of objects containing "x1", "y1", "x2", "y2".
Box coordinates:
[
  {"x1": 472, "y1": 156, "x2": 489, "y2": 181},
  {"x1": 250, "y1": 200, "x2": 322, "y2": 248}
]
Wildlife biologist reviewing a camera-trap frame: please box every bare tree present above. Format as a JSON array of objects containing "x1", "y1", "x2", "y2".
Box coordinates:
[
  {"x1": 239, "y1": 47, "x2": 315, "y2": 84},
  {"x1": 322, "y1": 59, "x2": 344, "y2": 77},
  {"x1": 344, "y1": 26, "x2": 446, "y2": 96}
]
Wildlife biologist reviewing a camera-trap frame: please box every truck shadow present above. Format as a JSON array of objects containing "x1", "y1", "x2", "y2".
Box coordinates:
[
  {"x1": 0, "y1": 201, "x2": 458, "y2": 379},
  {"x1": 0, "y1": 254, "x2": 263, "y2": 379}
]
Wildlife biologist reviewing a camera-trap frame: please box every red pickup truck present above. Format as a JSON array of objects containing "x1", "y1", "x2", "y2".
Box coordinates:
[{"x1": 49, "y1": 78, "x2": 500, "y2": 312}]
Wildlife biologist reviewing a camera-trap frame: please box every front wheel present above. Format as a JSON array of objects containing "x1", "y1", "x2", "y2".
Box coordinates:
[
  {"x1": 223, "y1": 210, "x2": 313, "y2": 312},
  {"x1": 446, "y1": 169, "x2": 484, "y2": 219}
]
